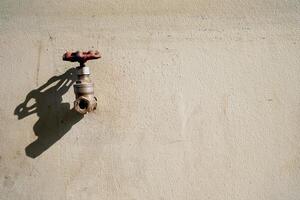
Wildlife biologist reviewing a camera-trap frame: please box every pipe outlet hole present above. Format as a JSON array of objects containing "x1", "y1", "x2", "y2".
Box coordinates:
[{"x1": 79, "y1": 99, "x2": 89, "y2": 110}]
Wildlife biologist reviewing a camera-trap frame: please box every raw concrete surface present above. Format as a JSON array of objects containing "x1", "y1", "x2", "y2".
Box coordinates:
[{"x1": 0, "y1": 0, "x2": 300, "y2": 199}]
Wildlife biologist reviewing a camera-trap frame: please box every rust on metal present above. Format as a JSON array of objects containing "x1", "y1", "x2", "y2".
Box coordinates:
[{"x1": 63, "y1": 50, "x2": 101, "y2": 65}]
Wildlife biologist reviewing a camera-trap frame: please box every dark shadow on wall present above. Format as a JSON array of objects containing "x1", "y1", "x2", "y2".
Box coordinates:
[{"x1": 14, "y1": 68, "x2": 83, "y2": 158}]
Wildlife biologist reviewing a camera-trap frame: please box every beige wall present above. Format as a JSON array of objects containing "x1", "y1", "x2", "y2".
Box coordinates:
[{"x1": 1, "y1": 0, "x2": 300, "y2": 199}]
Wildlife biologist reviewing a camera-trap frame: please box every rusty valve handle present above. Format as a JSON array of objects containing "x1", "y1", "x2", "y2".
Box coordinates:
[{"x1": 63, "y1": 50, "x2": 101, "y2": 65}]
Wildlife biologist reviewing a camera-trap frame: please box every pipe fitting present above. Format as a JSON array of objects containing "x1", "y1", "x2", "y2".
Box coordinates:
[
  {"x1": 73, "y1": 66, "x2": 97, "y2": 114},
  {"x1": 63, "y1": 50, "x2": 101, "y2": 114}
]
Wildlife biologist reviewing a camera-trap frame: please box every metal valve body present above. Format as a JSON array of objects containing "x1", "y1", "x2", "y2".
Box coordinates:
[
  {"x1": 73, "y1": 65, "x2": 97, "y2": 114},
  {"x1": 63, "y1": 50, "x2": 100, "y2": 114}
]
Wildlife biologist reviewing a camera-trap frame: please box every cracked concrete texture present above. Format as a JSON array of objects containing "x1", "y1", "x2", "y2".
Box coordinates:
[{"x1": 0, "y1": 0, "x2": 300, "y2": 199}]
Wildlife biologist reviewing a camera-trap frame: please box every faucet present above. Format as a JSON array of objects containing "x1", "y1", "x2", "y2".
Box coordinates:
[{"x1": 63, "y1": 50, "x2": 101, "y2": 114}]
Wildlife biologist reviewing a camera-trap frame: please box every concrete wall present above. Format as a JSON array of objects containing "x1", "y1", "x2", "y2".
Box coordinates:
[{"x1": 1, "y1": 0, "x2": 300, "y2": 199}]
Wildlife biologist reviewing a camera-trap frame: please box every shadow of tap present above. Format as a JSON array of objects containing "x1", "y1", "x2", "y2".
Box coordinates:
[{"x1": 14, "y1": 67, "x2": 83, "y2": 158}]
